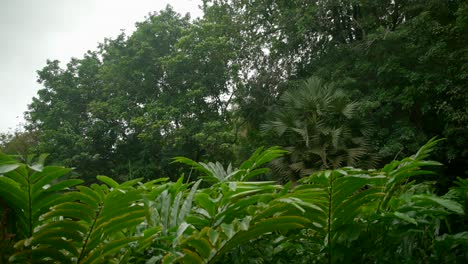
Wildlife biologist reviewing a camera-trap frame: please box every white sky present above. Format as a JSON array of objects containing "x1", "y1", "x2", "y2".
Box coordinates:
[{"x1": 0, "y1": 0, "x2": 202, "y2": 133}]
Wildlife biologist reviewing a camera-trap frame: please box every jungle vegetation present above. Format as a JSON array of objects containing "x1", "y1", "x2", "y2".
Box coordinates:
[{"x1": 1, "y1": 0, "x2": 467, "y2": 263}]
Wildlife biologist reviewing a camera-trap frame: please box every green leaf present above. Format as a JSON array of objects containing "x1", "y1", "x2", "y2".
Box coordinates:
[
  {"x1": 10, "y1": 247, "x2": 71, "y2": 263},
  {"x1": 181, "y1": 236, "x2": 212, "y2": 259},
  {"x1": 179, "y1": 180, "x2": 202, "y2": 224},
  {"x1": 180, "y1": 249, "x2": 204, "y2": 264},
  {"x1": 393, "y1": 212, "x2": 418, "y2": 225},
  {"x1": 412, "y1": 195, "x2": 464, "y2": 214},
  {"x1": 42, "y1": 203, "x2": 95, "y2": 223},
  {"x1": 0, "y1": 175, "x2": 27, "y2": 210},
  {"x1": 83, "y1": 237, "x2": 138, "y2": 264},
  {"x1": 0, "y1": 164, "x2": 20, "y2": 174},
  {"x1": 96, "y1": 175, "x2": 119, "y2": 188}
]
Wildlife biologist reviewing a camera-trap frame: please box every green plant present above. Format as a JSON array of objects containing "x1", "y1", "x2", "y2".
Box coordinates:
[
  {"x1": 262, "y1": 77, "x2": 375, "y2": 182},
  {"x1": 173, "y1": 146, "x2": 287, "y2": 183},
  {"x1": 0, "y1": 152, "x2": 148, "y2": 263},
  {"x1": 0, "y1": 139, "x2": 466, "y2": 263}
]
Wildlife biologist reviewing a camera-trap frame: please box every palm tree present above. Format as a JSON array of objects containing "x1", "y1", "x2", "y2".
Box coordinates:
[{"x1": 262, "y1": 77, "x2": 375, "y2": 181}]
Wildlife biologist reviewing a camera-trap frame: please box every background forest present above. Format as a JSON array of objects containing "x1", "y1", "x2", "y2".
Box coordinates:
[{"x1": 0, "y1": 0, "x2": 467, "y2": 263}]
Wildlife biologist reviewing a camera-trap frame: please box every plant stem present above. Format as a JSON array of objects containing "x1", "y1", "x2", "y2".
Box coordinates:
[{"x1": 78, "y1": 204, "x2": 103, "y2": 263}]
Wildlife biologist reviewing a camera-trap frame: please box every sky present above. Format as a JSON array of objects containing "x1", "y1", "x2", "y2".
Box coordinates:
[{"x1": 0, "y1": 0, "x2": 202, "y2": 133}]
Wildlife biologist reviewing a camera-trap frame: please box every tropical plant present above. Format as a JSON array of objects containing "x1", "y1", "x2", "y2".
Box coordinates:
[
  {"x1": 173, "y1": 146, "x2": 287, "y2": 184},
  {"x1": 0, "y1": 147, "x2": 309, "y2": 263},
  {"x1": 1, "y1": 139, "x2": 466, "y2": 263},
  {"x1": 262, "y1": 77, "x2": 374, "y2": 181},
  {"x1": 0, "y1": 151, "x2": 149, "y2": 263},
  {"x1": 205, "y1": 138, "x2": 468, "y2": 263}
]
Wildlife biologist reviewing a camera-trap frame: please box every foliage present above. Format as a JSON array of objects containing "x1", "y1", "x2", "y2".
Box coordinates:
[
  {"x1": 0, "y1": 130, "x2": 39, "y2": 159},
  {"x1": 23, "y1": 1, "x2": 467, "y2": 188},
  {"x1": 5, "y1": 0, "x2": 468, "y2": 262},
  {"x1": 173, "y1": 146, "x2": 287, "y2": 183},
  {"x1": 201, "y1": 0, "x2": 468, "y2": 188},
  {"x1": 26, "y1": 6, "x2": 237, "y2": 181},
  {"x1": 1, "y1": 139, "x2": 467, "y2": 263},
  {"x1": 262, "y1": 77, "x2": 374, "y2": 181},
  {"x1": 305, "y1": 0, "x2": 468, "y2": 170}
]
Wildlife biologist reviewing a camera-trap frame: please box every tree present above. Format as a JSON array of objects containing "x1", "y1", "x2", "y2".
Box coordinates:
[
  {"x1": 0, "y1": 130, "x2": 39, "y2": 159},
  {"x1": 201, "y1": 0, "x2": 468, "y2": 188},
  {"x1": 306, "y1": 0, "x2": 468, "y2": 189},
  {"x1": 26, "y1": 6, "x2": 238, "y2": 181},
  {"x1": 262, "y1": 77, "x2": 374, "y2": 181}
]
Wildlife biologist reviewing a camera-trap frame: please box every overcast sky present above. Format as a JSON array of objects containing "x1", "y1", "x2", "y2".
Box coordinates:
[{"x1": 0, "y1": 0, "x2": 202, "y2": 133}]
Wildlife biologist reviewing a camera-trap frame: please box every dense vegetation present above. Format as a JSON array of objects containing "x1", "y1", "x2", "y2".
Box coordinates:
[
  {"x1": 0, "y1": 0, "x2": 465, "y2": 184},
  {"x1": 1, "y1": 0, "x2": 467, "y2": 262},
  {"x1": 1, "y1": 139, "x2": 467, "y2": 263}
]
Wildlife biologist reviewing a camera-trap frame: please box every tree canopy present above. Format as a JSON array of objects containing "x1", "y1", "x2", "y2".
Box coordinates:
[
  {"x1": 2, "y1": 1, "x2": 462, "y2": 187},
  {"x1": 1, "y1": 1, "x2": 467, "y2": 263}
]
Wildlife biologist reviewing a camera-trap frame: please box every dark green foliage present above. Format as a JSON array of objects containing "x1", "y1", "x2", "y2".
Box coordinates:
[
  {"x1": 262, "y1": 77, "x2": 375, "y2": 181},
  {"x1": 26, "y1": 6, "x2": 237, "y2": 181},
  {"x1": 3, "y1": 0, "x2": 467, "y2": 262},
  {"x1": 21, "y1": 1, "x2": 467, "y2": 187},
  {"x1": 0, "y1": 130, "x2": 39, "y2": 160},
  {"x1": 307, "y1": 1, "x2": 468, "y2": 169},
  {"x1": 1, "y1": 140, "x2": 467, "y2": 263},
  {"x1": 200, "y1": 0, "x2": 468, "y2": 188}
]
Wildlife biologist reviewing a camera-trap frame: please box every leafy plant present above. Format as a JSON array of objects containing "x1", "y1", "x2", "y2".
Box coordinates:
[
  {"x1": 173, "y1": 146, "x2": 287, "y2": 183},
  {"x1": 262, "y1": 77, "x2": 375, "y2": 182},
  {"x1": 1, "y1": 139, "x2": 467, "y2": 263}
]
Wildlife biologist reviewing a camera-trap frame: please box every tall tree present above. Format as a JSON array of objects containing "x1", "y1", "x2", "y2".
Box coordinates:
[
  {"x1": 26, "y1": 6, "x2": 237, "y2": 181},
  {"x1": 89, "y1": 7, "x2": 194, "y2": 180},
  {"x1": 202, "y1": 0, "x2": 468, "y2": 187}
]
